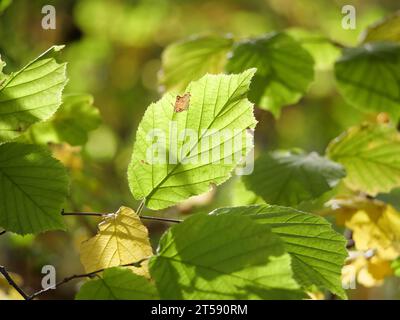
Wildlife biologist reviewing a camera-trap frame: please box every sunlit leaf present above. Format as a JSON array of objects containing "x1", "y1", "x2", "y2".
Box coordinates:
[
  {"x1": 80, "y1": 207, "x2": 153, "y2": 277},
  {"x1": 160, "y1": 34, "x2": 234, "y2": 91},
  {"x1": 242, "y1": 151, "x2": 345, "y2": 206},
  {"x1": 0, "y1": 142, "x2": 68, "y2": 234},
  {"x1": 0, "y1": 46, "x2": 67, "y2": 142},
  {"x1": 226, "y1": 32, "x2": 314, "y2": 117},
  {"x1": 213, "y1": 205, "x2": 348, "y2": 299},
  {"x1": 327, "y1": 123, "x2": 400, "y2": 195},
  {"x1": 76, "y1": 267, "x2": 158, "y2": 300},
  {"x1": 128, "y1": 70, "x2": 257, "y2": 210},
  {"x1": 335, "y1": 42, "x2": 400, "y2": 117},
  {"x1": 150, "y1": 213, "x2": 304, "y2": 299}
]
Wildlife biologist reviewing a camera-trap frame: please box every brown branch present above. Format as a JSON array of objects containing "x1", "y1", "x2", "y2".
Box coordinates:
[
  {"x1": 0, "y1": 265, "x2": 29, "y2": 300},
  {"x1": 27, "y1": 258, "x2": 150, "y2": 300}
]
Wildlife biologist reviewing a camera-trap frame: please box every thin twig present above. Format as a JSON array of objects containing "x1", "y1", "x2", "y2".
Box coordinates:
[
  {"x1": 0, "y1": 230, "x2": 6, "y2": 236},
  {"x1": 27, "y1": 258, "x2": 150, "y2": 300},
  {"x1": 0, "y1": 265, "x2": 29, "y2": 300},
  {"x1": 61, "y1": 211, "x2": 104, "y2": 217},
  {"x1": 140, "y1": 215, "x2": 182, "y2": 223},
  {"x1": 61, "y1": 210, "x2": 182, "y2": 223}
]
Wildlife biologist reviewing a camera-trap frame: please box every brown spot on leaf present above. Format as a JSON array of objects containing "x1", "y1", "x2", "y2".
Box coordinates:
[{"x1": 174, "y1": 92, "x2": 191, "y2": 112}]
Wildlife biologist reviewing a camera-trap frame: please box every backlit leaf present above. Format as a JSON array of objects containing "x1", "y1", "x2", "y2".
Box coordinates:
[
  {"x1": 160, "y1": 34, "x2": 234, "y2": 91},
  {"x1": 361, "y1": 11, "x2": 400, "y2": 44},
  {"x1": 213, "y1": 205, "x2": 348, "y2": 299},
  {"x1": 150, "y1": 213, "x2": 303, "y2": 299},
  {"x1": 0, "y1": 46, "x2": 67, "y2": 142},
  {"x1": 80, "y1": 207, "x2": 153, "y2": 277},
  {"x1": 128, "y1": 70, "x2": 257, "y2": 210},
  {"x1": 334, "y1": 42, "x2": 400, "y2": 117},
  {"x1": 327, "y1": 123, "x2": 400, "y2": 195},
  {"x1": 20, "y1": 94, "x2": 101, "y2": 146},
  {"x1": 226, "y1": 32, "x2": 314, "y2": 117},
  {"x1": 328, "y1": 197, "x2": 400, "y2": 260},
  {"x1": 76, "y1": 267, "x2": 158, "y2": 300},
  {"x1": 0, "y1": 142, "x2": 68, "y2": 234},
  {"x1": 242, "y1": 150, "x2": 345, "y2": 206}
]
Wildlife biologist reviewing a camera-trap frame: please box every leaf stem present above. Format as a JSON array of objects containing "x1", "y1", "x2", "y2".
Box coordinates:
[{"x1": 136, "y1": 200, "x2": 145, "y2": 216}]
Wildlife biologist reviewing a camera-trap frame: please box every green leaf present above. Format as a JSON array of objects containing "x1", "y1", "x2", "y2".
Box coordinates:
[
  {"x1": 0, "y1": 46, "x2": 67, "y2": 142},
  {"x1": 327, "y1": 123, "x2": 400, "y2": 195},
  {"x1": 160, "y1": 34, "x2": 234, "y2": 91},
  {"x1": 242, "y1": 150, "x2": 345, "y2": 206},
  {"x1": 0, "y1": 0, "x2": 12, "y2": 14},
  {"x1": 20, "y1": 94, "x2": 101, "y2": 146},
  {"x1": 0, "y1": 56, "x2": 6, "y2": 80},
  {"x1": 76, "y1": 267, "x2": 159, "y2": 300},
  {"x1": 288, "y1": 29, "x2": 341, "y2": 71},
  {"x1": 225, "y1": 32, "x2": 314, "y2": 117},
  {"x1": 334, "y1": 42, "x2": 400, "y2": 117},
  {"x1": 212, "y1": 205, "x2": 348, "y2": 299},
  {"x1": 128, "y1": 69, "x2": 257, "y2": 210},
  {"x1": 0, "y1": 142, "x2": 68, "y2": 234},
  {"x1": 361, "y1": 11, "x2": 400, "y2": 44},
  {"x1": 231, "y1": 177, "x2": 265, "y2": 206},
  {"x1": 392, "y1": 258, "x2": 400, "y2": 277},
  {"x1": 150, "y1": 213, "x2": 303, "y2": 299}
]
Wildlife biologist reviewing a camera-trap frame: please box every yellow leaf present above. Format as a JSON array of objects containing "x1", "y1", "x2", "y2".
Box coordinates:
[
  {"x1": 342, "y1": 253, "x2": 393, "y2": 288},
  {"x1": 0, "y1": 272, "x2": 24, "y2": 300},
  {"x1": 80, "y1": 206, "x2": 153, "y2": 276},
  {"x1": 329, "y1": 197, "x2": 400, "y2": 260}
]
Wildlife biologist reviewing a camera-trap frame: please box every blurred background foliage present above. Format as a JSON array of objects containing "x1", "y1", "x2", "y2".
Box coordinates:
[{"x1": 1, "y1": 0, "x2": 400, "y2": 299}]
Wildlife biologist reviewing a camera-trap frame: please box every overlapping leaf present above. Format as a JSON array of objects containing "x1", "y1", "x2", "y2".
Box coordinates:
[
  {"x1": 0, "y1": 46, "x2": 67, "y2": 142},
  {"x1": 150, "y1": 213, "x2": 303, "y2": 299},
  {"x1": 361, "y1": 11, "x2": 400, "y2": 43},
  {"x1": 226, "y1": 32, "x2": 314, "y2": 117},
  {"x1": 20, "y1": 94, "x2": 100, "y2": 146},
  {"x1": 335, "y1": 42, "x2": 400, "y2": 117},
  {"x1": 76, "y1": 267, "x2": 158, "y2": 300},
  {"x1": 212, "y1": 205, "x2": 348, "y2": 299},
  {"x1": 288, "y1": 29, "x2": 341, "y2": 71},
  {"x1": 327, "y1": 123, "x2": 400, "y2": 195},
  {"x1": 128, "y1": 70, "x2": 257, "y2": 210},
  {"x1": 160, "y1": 34, "x2": 233, "y2": 91},
  {"x1": 242, "y1": 151, "x2": 345, "y2": 206},
  {"x1": 0, "y1": 142, "x2": 68, "y2": 234},
  {"x1": 80, "y1": 207, "x2": 153, "y2": 277}
]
